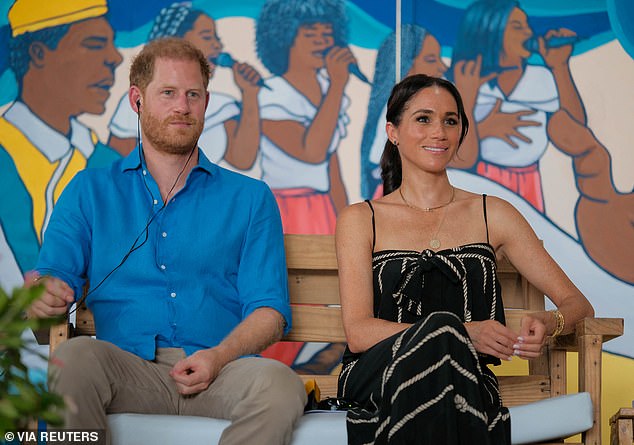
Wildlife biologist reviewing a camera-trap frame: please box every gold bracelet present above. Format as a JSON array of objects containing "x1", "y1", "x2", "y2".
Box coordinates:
[{"x1": 550, "y1": 309, "x2": 565, "y2": 337}]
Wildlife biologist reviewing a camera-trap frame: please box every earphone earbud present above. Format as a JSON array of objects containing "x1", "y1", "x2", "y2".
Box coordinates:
[{"x1": 136, "y1": 99, "x2": 141, "y2": 114}]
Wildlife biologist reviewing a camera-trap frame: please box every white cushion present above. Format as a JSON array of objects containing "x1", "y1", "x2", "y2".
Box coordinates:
[
  {"x1": 108, "y1": 411, "x2": 348, "y2": 445},
  {"x1": 508, "y1": 392, "x2": 593, "y2": 444},
  {"x1": 108, "y1": 392, "x2": 592, "y2": 444}
]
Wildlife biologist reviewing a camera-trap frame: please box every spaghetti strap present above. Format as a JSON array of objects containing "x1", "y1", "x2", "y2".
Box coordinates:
[
  {"x1": 365, "y1": 200, "x2": 376, "y2": 252},
  {"x1": 482, "y1": 194, "x2": 490, "y2": 244}
]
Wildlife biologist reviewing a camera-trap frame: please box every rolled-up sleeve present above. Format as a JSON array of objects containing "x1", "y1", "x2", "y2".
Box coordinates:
[{"x1": 237, "y1": 182, "x2": 291, "y2": 334}]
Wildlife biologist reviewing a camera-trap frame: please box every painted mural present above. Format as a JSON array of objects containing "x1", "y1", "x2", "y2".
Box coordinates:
[{"x1": 0, "y1": 0, "x2": 632, "y2": 440}]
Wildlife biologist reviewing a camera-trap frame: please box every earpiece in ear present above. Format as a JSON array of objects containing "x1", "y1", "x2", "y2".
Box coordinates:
[{"x1": 136, "y1": 100, "x2": 141, "y2": 114}]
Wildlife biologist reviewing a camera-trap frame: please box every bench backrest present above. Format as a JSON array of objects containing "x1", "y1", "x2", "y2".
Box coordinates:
[{"x1": 55, "y1": 234, "x2": 556, "y2": 404}]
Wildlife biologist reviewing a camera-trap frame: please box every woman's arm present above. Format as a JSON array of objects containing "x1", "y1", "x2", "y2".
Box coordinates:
[
  {"x1": 540, "y1": 29, "x2": 587, "y2": 125},
  {"x1": 328, "y1": 154, "x2": 348, "y2": 214},
  {"x1": 336, "y1": 203, "x2": 411, "y2": 353},
  {"x1": 488, "y1": 197, "x2": 594, "y2": 356},
  {"x1": 223, "y1": 62, "x2": 262, "y2": 170}
]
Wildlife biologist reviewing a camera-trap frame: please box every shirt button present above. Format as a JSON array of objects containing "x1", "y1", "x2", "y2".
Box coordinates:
[
  {"x1": 160, "y1": 264, "x2": 166, "y2": 270},
  {"x1": 162, "y1": 232, "x2": 167, "y2": 238},
  {"x1": 143, "y1": 170, "x2": 147, "y2": 176},
  {"x1": 170, "y1": 292, "x2": 176, "y2": 298},
  {"x1": 153, "y1": 199, "x2": 158, "y2": 205}
]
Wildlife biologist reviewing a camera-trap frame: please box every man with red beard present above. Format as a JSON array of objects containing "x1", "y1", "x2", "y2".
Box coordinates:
[{"x1": 26, "y1": 38, "x2": 306, "y2": 445}]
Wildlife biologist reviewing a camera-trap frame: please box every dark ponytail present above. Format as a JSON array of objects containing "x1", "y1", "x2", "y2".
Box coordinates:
[
  {"x1": 379, "y1": 74, "x2": 469, "y2": 195},
  {"x1": 380, "y1": 141, "x2": 402, "y2": 195}
]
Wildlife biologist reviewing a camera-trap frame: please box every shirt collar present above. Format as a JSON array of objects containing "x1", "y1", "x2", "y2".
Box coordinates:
[
  {"x1": 4, "y1": 101, "x2": 96, "y2": 161},
  {"x1": 121, "y1": 145, "x2": 217, "y2": 176}
]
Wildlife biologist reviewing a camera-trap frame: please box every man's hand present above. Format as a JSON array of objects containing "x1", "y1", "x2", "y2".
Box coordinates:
[
  {"x1": 170, "y1": 348, "x2": 228, "y2": 396},
  {"x1": 24, "y1": 271, "x2": 74, "y2": 319},
  {"x1": 465, "y1": 319, "x2": 519, "y2": 361}
]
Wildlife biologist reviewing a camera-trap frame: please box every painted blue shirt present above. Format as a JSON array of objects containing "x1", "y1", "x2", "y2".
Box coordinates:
[{"x1": 36, "y1": 147, "x2": 290, "y2": 360}]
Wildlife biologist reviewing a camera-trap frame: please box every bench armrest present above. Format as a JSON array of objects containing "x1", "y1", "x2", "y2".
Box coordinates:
[{"x1": 552, "y1": 317, "x2": 623, "y2": 351}]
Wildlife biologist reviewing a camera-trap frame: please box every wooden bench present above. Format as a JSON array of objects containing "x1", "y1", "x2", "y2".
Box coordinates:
[{"x1": 49, "y1": 234, "x2": 623, "y2": 444}]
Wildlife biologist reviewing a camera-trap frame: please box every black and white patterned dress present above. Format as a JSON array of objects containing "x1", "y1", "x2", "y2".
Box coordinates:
[{"x1": 338, "y1": 197, "x2": 511, "y2": 444}]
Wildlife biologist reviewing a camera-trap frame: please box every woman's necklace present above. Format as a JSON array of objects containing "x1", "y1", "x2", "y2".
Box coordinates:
[
  {"x1": 399, "y1": 186, "x2": 455, "y2": 249},
  {"x1": 399, "y1": 186, "x2": 455, "y2": 212},
  {"x1": 398, "y1": 186, "x2": 456, "y2": 212},
  {"x1": 428, "y1": 206, "x2": 449, "y2": 249}
]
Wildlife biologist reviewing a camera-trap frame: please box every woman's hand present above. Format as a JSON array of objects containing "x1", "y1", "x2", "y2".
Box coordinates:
[
  {"x1": 452, "y1": 56, "x2": 495, "y2": 110},
  {"x1": 465, "y1": 320, "x2": 519, "y2": 361},
  {"x1": 513, "y1": 315, "x2": 548, "y2": 359},
  {"x1": 324, "y1": 46, "x2": 355, "y2": 88},
  {"x1": 232, "y1": 61, "x2": 262, "y2": 95},
  {"x1": 539, "y1": 28, "x2": 576, "y2": 69}
]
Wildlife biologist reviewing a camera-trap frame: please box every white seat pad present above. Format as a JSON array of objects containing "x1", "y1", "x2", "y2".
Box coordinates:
[{"x1": 108, "y1": 392, "x2": 592, "y2": 444}]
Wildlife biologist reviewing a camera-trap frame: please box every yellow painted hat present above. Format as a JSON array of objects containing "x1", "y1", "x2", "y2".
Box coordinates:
[{"x1": 8, "y1": 0, "x2": 108, "y2": 37}]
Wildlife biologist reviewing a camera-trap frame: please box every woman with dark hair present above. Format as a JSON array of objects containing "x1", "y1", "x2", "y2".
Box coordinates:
[
  {"x1": 450, "y1": 0, "x2": 585, "y2": 212},
  {"x1": 255, "y1": 0, "x2": 354, "y2": 234},
  {"x1": 108, "y1": 1, "x2": 262, "y2": 169},
  {"x1": 360, "y1": 24, "x2": 506, "y2": 200},
  {"x1": 336, "y1": 74, "x2": 594, "y2": 444}
]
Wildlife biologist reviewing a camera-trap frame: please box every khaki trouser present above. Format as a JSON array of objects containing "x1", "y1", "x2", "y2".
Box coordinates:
[{"x1": 49, "y1": 337, "x2": 306, "y2": 445}]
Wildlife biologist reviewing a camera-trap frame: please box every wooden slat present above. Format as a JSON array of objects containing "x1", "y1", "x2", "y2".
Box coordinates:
[
  {"x1": 579, "y1": 334, "x2": 603, "y2": 445},
  {"x1": 75, "y1": 306, "x2": 95, "y2": 336},
  {"x1": 283, "y1": 306, "x2": 346, "y2": 342},
  {"x1": 498, "y1": 375, "x2": 550, "y2": 406},
  {"x1": 549, "y1": 349, "x2": 567, "y2": 397},
  {"x1": 299, "y1": 375, "x2": 339, "y2": 399},
  {"x1": 49, "y1": 322, "x2": 72, "y2": 354},
  {"x1": 285, "y1": 234, "x2": 337, "y2": 270},
  {"x1": 288, "y1": 271, "x2": 340, "y2": 305},
  {"x1": 553, "y1": 318, "x2": 624, "y2": 351},
  {"x1": 498, "y1": 255, "x2": 546, "y2": 311}
]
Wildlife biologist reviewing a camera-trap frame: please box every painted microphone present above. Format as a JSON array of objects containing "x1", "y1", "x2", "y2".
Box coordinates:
[
  {"x1": 211, "y1": 52, "x2": 272, "y2": 90},
  {"x1": 323, "y1": 47, "x2": 372, "y2": 85},
  {"x1": 524, "y1": 35, "x2": 582, "y2": 53}
]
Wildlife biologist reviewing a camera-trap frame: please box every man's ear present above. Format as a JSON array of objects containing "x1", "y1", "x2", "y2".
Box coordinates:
[
  {"x1": 129, "y1": 87, "x2": 142, "y2": 114},
  {"x1": 28, "y1": 42, "x2": 47, "y2": 68}
]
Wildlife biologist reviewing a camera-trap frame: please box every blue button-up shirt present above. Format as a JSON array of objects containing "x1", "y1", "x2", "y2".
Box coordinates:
[{"x1": 36, "y1": 147, "x2": 290, "y2": 360}]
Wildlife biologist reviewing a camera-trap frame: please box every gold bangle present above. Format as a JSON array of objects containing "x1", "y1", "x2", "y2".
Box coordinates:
[{"x1": 550, "y1": 309, "x2": 565, "y2": 337}]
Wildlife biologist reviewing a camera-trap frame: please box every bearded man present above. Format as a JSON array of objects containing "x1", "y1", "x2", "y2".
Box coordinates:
[{"x1": 27, "y1": 38, "x2": 306, "y2": 445}]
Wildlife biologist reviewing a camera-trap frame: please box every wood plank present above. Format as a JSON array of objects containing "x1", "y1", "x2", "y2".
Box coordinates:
[
  {"x1": 285, "y1": 234, "x2": 337, "y2": 270},
  {"x1": 498, "y1": 272, "x2": 527, "y2": 309},
  {"x1": 284, "y1": 306, "x2": 346, "y2": 342},
  {"x1": 497, "y1": 375, "x2": 550, "y2": 406},
  {"x1": 299, "y1": 374, "x2": 339, "y2": 399},
  {"x1": 75, "y1": 306, "x2": 95, "y2": 336},
  {"x1": 288, "y1": 272, "x2": 340, "y2": 305},
  {"x1": 579, "y1": 334, "x2": 603, "y2": 445},
  {"x1": 549, "y1": 349, "x2": 566, "y2": 397},
  {"x1": 49, "y1": 322, "x2": 71, "y2": 353}
]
